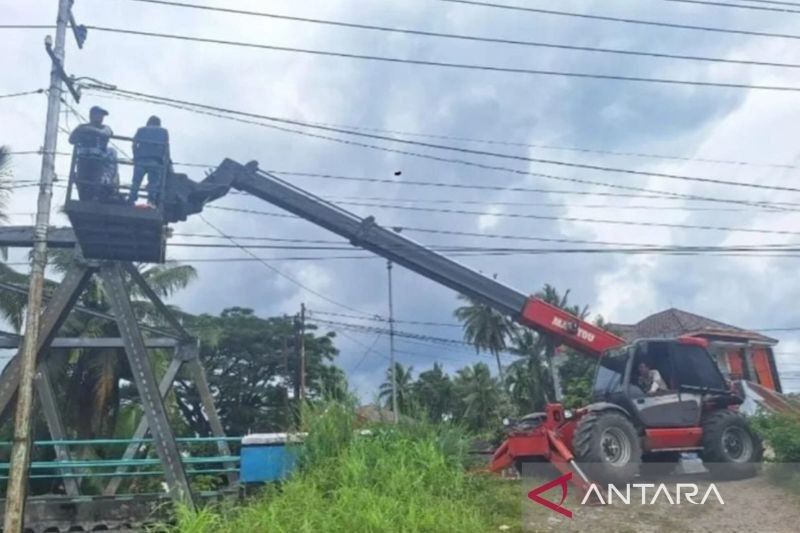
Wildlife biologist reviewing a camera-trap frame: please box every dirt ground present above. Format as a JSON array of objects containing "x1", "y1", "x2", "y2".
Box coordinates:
[{"x1": 519, "y1": 474, "x2": 800, "y2": 533}]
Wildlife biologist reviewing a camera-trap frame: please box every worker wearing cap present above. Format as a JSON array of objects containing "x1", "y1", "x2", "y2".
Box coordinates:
[
  {"x1": 69, "y1": 105, "x2": 114, "y2": 201},
  {"x1": 129, "y1": 115, "x2": 170, "y2": 206}
]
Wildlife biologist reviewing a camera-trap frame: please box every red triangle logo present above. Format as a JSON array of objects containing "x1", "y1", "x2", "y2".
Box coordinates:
[{"x1": 527, "y1": 472, "x2": 573, "y2": 518}]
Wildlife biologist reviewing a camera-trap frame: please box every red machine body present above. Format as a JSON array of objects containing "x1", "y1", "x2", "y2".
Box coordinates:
[
  {"x1": 203, "y1": 160, "x2": 758, "y2": 494},
  {"x1": 520, "y1": 299, "x2": 625, "y2": 356}
]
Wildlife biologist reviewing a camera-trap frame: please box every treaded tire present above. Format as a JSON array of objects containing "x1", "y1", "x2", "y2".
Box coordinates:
[
  {"x1": 700, "y1": 410, "x2": 763, "y2": 480},
  {"x1": 573, "y1": 411, "x2": 641, "y2": 485}
]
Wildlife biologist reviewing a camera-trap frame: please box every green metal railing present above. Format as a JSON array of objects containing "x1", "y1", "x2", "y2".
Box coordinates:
[{"x1": 0, "y1": 437, "x2": 242, "y2": 482}]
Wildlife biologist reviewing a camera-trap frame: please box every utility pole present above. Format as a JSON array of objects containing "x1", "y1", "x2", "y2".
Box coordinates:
[
  {"x1": 282, "y1": 334, "x2": 290, "y2": 425},
  {"x1": 387, "y1": 260, "x2": 398, "y2": 423},
  {"x1": 298, "y1": 303, "x2": 306, "y2": 402},
  {"x1": 5, "y1": 1, "x2": 74, "y2": 530}
]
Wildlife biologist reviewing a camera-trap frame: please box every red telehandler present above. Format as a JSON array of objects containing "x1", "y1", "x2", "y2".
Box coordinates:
[{"x1": 172, "y1": 159, "x2": 765, "y2": 489}]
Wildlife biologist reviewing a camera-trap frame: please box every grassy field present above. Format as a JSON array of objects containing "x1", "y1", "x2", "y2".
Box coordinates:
[{"x1": 168, "y1": 404, "x2": 522, "y2": 533}]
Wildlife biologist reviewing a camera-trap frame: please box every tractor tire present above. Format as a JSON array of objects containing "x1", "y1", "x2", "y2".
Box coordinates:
[
  {"x1": 700, "y1": 410, "x2": 763, "y2": 480},
  {"x1": 573, "y1": 411, "x2": 641, "y2": 485},
  {"x1": 640, "y1": 451, "x2": 682, "y2": 479}
]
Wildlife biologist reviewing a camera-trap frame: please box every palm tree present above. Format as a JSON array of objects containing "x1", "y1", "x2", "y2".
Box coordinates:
[
  {"x1": 453, "y1": 294, "x2": 516, "y2": 382},
  {"x1": 412, "y1": 362, "x2": 452, "y2": 422},
  {"x1": 453, "y1": 362, "x2": 504, "y2": 432},
  {"x1": 0, "y1": 146, "x2": 10, "y2": 219},
  {"x1": 507, "y1": 328, "x2": 552, "y2": 411},
  {"x1": 533, "y1": 284, "x2": 589, "y2": 401},
  {"x1": 0, "y1": 246, "x2": 198, "y2": 440},
  {"x1": 378, "y1": 362, "x2": 414, "y2": 415}
]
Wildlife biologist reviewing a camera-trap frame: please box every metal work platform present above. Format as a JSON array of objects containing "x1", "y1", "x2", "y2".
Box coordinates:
[
  {"x1": 63, "y1": 134, "x2": 169, "y2": 264},
  {"x1": 63, "y1": 199, "x2": 166, "y2": 263}
]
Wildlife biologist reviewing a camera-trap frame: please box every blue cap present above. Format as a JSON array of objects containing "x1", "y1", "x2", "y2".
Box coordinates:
[{"x1": 89, "y1": 105, "x2": 108, "y2": 116}]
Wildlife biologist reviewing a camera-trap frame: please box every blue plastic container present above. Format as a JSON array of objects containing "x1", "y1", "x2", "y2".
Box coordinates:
[{"x1": 239, "y1": 433, "x2": 303, "y2": 483}]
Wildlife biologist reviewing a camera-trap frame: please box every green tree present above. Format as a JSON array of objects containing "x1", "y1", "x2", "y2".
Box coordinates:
[
  {"x1": 411, "y1": 363, "x2": 453, "y2": 422},
  {"x1": 533, "y1": 284, "x2": 589, "y2": 401},
  {"x1": 0, "y1": 146, "x2": 10, "y2": 219},
  {"x1": 506, "y1": 328, "x2": 552, "y2": 412},
  {"x1": 181, "y1": 307, "x2": 342, "y2": 436},
  {"x1": 379, "y1": 362, "x2": 414, "y2": 415},
  {"x1": 454, "y1": 294, "x2": 516, "y2": 382},
  {"x1": 0, "y1": 247, "x2": 199, "y2": 440},
  {"x1": 452, "y1": 362, "x2": 504, "y2": 433}
]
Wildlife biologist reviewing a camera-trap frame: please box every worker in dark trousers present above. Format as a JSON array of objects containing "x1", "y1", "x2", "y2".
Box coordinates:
[
  {"x1": 69, "y1": 105, "x2": 113, "y2": 201},
  {"x1": 130, "y1": 115, "x2": 170, "y2": 206}
]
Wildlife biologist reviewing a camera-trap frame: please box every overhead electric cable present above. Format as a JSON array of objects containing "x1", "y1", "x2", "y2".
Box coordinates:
[
  {"x1": 83, "y1": 25, "x2": 800, "y2": 92},
  {"x1": 658, "y1": 0, "x2": 800, "y2": 13},
  {"x1": 0, "y1": 89, "x2": 45, "y2": 99},
  {"x1": 435, "y1": 0, "x2": 800, "y2": 40},
  {"x1": 119, "y1": 0, "x2": 800, "y2": 70},
  {"x1": 77, "y1": 91, "x2": 800, "y2": 170},
  {"x1": 83, "y1": 86, "x2": 799, "y2": 210},
  {"x1": 212, "y1": 200, "x2": 800, "y2": 237},
  {"x1": 198, "y1": 213, "x2": 373, "y2": 316}
]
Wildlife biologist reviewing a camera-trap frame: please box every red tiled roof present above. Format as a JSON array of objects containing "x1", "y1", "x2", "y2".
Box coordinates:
[{"x1": 609, "y1": 308, "x2": 777, "y2": 344}]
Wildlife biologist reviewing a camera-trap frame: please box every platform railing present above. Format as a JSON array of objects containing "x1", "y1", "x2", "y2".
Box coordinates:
[{"x1": 66, "y1": 133, "x2": 170, "y2": 216}]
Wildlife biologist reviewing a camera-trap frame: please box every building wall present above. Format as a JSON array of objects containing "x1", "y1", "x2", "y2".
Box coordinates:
[{"x1": 709, "y1": 342, "x2": 781, "y2": 392}]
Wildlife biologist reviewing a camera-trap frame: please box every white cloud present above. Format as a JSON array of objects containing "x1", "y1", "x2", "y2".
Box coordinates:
[{"x1": 2, "y1": 0, "x2": 800, "y2": 399}]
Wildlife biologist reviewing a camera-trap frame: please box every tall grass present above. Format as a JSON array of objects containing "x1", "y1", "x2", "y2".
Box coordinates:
[{"x1": 172, "y1": 403, "x2": 519, "y2": 532}]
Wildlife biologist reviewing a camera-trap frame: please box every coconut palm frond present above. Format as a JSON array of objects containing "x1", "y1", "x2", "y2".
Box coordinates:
[{"x1": 137, "y1": 262, "x2": 197, "y2": 298}]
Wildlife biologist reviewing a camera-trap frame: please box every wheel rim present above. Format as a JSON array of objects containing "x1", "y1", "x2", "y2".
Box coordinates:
[
  {"x1": 722, "y1": 426, "x2": 752, "y2": 463},
  {"x1": 600, "y1": 427, "x2": 631, "y2": 465}
]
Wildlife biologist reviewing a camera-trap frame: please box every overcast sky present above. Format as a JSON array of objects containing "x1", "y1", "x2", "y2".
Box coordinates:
[{"x1": 1, "y1": 0, "x2": 799, "y2": 398}]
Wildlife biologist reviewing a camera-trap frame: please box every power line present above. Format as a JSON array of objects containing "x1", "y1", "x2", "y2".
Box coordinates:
[
  {"x1": 119, "y1": 0, "x2": 800, "y2": 70},
  {"x1": 740, "y1": 0, "x2": 800, "y2": 7},
  {"x1": 84, "y1": 87, "x2": 798, "y2": 210},
  {"x1": 84, "y1": 25, "x2": 800, "y2": 92},
  {"x1": 308, "y1": 309, "x2": 463, "y2": 329},
  {"x1": 293, "y1": 130, "x2": 800, "y2": 171},
  {"x1": 214, "y1": 199, "x2": 800, "y2": 237},
  {"x1": 435, "y1": 0, "x2": 800, "y2": 40},
  {"x1": 0, "y1": 89, "x2": 45, "y2": 99},
  {"x1": 327, "y1": 195, "x2": 777, "y2": 212},
  {"x1": 270, "y1": 170, "x2": 800, "y2": 209},
  {"x1": 658, "y1": 0, "x2": 800, "y2": 13},
  {"x1": 351, "y1": 333, "x2": 386, "y2": 371},
  {"x1": 175, "y1": 228, "x2": 798, "y2": 253},
  {"x1": 0, "y1": 25, "x2": 55, "y2": 30},
  {"x1": 198, "y1": 213, "x2": 373, "y2": 316},
  {"x1": 64, "y1": 91, "x2": 800, "y2": 170}
]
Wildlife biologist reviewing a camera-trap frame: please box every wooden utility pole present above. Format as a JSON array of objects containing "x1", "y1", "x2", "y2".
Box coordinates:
[
  {"x1": 4, "y1": 1, "x2": 72, "y2": 530},
  {"x1": 387, "y1": 260, "x2": 398, "y2": 423},
  {"x1": 298, "y1": 303, "x2": 306, "y2": 401}
]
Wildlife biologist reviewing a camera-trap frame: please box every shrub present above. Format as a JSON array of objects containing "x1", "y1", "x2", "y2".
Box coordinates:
[
  {"x1": 172, "y1": 403, "x2": 516, "y2": 532},
  {"x1": 751, "y1": 411, "x2": 800, "y2": 493}
]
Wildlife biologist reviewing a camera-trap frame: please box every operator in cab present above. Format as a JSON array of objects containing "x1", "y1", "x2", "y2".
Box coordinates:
[
  {"x1": 637, "y1": 362, "x2": 668, "y2": 394},
  {"x1": 69, "y1": 105, "x2": 116, "y2": 201},
  {"x1": 129, "y1": 115, "x2": 170, "y2": 207}
]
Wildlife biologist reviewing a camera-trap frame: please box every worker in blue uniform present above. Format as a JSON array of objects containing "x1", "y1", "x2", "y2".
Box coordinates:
[
  {"x1": 129, "y1": 115, "x2": 170, "y2": 206},
  {"x1": 69, "y1": 105, "x2": 115, "y2": 201}
]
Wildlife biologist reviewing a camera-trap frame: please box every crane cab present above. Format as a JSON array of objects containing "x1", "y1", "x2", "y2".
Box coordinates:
[{"x1": 63, "y1": 137, "x2": 167, "y2": 263}]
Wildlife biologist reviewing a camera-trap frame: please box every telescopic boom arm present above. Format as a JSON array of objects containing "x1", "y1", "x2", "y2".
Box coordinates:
[{"x1": 204, "y1": 159, "x2": 624, "y2": 357}]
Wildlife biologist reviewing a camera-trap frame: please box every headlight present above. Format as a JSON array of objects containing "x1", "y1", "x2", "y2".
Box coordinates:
[{"x1": 564, "y1": 410, "x2": 574, "y2": 419}]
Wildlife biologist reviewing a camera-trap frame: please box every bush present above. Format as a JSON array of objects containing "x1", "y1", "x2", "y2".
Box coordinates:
[
  {"x1": 172, "y1": 404, "x2": 518, "y2": 532},
  {"x1": 751, "y1": 411, "x2": 800, "y2": 493},
  {"x1": 752, "y1": 411, "x2": 800, "y2": 463}
]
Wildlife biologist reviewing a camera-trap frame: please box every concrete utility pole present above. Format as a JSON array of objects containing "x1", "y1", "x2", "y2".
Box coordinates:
[
  {"x1": 4, "y1": 1, "x2": 72, "y2": 530},
  {"x1": 387, "y1": 260, "x2": 398, "y2": 423}
]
